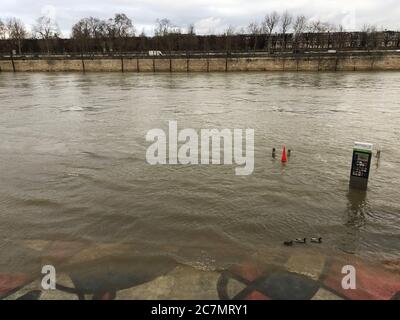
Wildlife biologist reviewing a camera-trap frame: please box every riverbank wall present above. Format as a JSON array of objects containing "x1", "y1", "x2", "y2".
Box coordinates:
[{"x1": 1, "y1": 52, "x2": 400, "y2": 72}]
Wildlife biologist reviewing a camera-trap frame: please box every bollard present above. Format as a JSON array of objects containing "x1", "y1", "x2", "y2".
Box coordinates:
[
  {"x1": 349, "y1": 142, "x2": 373, "y2": 190},
  {"x1": 281, "y1": 146, "x2": 287, "y2": 163}
]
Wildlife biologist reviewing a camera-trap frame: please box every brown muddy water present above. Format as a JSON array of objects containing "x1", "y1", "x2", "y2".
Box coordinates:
[{"x1": 0, "y1": 72, "x2": 399, "y2": 279}]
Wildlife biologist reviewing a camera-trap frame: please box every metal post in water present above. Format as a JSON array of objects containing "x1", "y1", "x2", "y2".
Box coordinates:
[{"x1": 349, "y1": 142, "x2": 373, "y2": 190}]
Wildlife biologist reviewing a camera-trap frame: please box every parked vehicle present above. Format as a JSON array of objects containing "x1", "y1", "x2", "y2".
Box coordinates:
[{"x1": 148, "y1": 51, "x2": 163, "y2": 56}]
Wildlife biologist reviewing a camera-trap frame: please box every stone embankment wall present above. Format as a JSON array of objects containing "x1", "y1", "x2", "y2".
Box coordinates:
[{"x1": 1, "y1": 53, "x2": 400, "y2": 72}]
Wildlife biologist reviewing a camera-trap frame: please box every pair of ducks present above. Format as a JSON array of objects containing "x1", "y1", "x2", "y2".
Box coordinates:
[{"x1": 284, "y1": 237, "x2": 322, "y2": 246}]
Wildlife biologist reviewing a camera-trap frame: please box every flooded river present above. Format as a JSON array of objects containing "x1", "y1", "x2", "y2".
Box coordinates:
[{"x1": 0, "y1": 72, "x2": 399, "y2": 281}]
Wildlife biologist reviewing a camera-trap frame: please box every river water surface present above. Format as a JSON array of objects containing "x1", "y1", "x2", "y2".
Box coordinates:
[{"x1": 0, "y1": 72, "x2": 399, "y2": 279}]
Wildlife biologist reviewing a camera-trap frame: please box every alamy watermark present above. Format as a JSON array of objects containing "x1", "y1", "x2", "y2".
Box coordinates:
[
  {"x1": 341, "y1": 265, "x2": 357, "y2": 290},
  {"x1": 41, "y1": 265, "x2": 56, "y2": 290},
  {"x1": 145, "y1": 121, "x2": 254, "y2": 175}
]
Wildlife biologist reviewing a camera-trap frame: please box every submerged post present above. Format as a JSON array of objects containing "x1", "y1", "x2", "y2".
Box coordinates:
[
  {"x1": 11, "y1": 50, "x2": 16, "y2": 72},
  {"x1": 349, "y1": 142, "x2": 373, "y2": 190}
]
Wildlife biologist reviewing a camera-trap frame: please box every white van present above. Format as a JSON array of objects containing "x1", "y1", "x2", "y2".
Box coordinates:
[{"x1": 148, "y1": 51, "x2": 163, "y2": 56}]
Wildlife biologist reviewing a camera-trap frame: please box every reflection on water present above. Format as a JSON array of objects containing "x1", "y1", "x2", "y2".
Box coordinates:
[
  {"x1": 339, "y1": 189, "x2": 370, "y2": 255},
  {"x1": 347, "y1": 189, "x2": 369, "y2": 229},
  {"x1": 0, "y1": 72, "x2": 399, "y2": 278}
]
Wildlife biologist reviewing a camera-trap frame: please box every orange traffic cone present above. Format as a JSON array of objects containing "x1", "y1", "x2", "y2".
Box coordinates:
[{"x1": 281, "y1": 146, "x2": 287, "y2": 163}]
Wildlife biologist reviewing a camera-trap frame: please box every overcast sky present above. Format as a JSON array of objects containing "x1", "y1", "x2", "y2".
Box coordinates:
[{"x1": 1, "y1": 0, "x2": 399, "y2": 36}]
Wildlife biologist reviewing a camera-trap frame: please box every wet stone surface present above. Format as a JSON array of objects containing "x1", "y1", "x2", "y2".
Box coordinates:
[{"x1": 2, "y1": 239, "x2": 399, "y2": 300}]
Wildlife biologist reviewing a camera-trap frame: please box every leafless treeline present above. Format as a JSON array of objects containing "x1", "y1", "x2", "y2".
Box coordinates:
[{"x1": 0, "y1": 12, "x2": 400, "y2": 55}]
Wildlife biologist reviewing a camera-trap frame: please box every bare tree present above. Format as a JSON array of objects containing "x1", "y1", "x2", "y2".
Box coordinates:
[
  {"x1": 280, "y1": 11, "x2": 293, "y2": 34},
  {"x1": 337, "y1": 24, "x2": 346, "y2": 33},
  {"x1": 264, "y1": 12, "x2": 280, "y2": 34},
  {"x1": 247, "y1": 21, "x2": 260, "y2": 34},
  {"x1": 107, "y1": 13, "x2": 135, "y2": 52},
  {"x1": 186, "y1": 23, "x2": 198, "y2": 51},
  {"x1": 224, "y1": 25, "x2": 235, "y2": 36},
  {"x1": 155, "y1": 18, "x2": 173, "y2": 36},
  {"x1": 0, "y1": 19, "x2": 7, "y2": 40},
  {"x1": 330, "y1": 24, "x2": 346, "y2": 48},
  {"x1": 280, "y1": 11, "x2": 293, "y2": 51},
  {"x1": 72, "y1": 18, "x2": 89, "y2": 52},
  {"x1": 7, "y1": 18, "x2": 27, "y2": 55},
  {"x1": 383, "y1": 30, "x2": 391, "y2": 48},
  {"x1": 72, "y1": 18, "x2": 89, "y2": 38},
  {"x1": 138, "y1": 28, "x2": 147, "y2": 51},
  {"x1": 111, "y1": 13, "x2": 135, "y2": 38},
  {"x1": 187, "y1": 23, "x2": 196, "y2": 35},
  {"x1": 309, "y1": 20, "x2": 333, "y2": 33},
  {"x1": 72, "y1": 17, "x2": 108, "y2": 39},
  {"x1": 33, "y1": 16, "x2": 60, "y2": 54},
  {"x1": 90, "y1": 18, "x2": 108, "y2": 52},
  {"x1": 74, "y1": 16, "x2": 113, "y2": 53},
  {"x1": 154, "y1": 18, "x2": 181, "y2": 53},
  {"x1": 293, "y1": 15, "x2": 308, "y2": 35},
  {"x1": 72, "y1": 17, "x2": 105, "y2": 52},
  {"x1": 361, "y1": 24, "x2": 377, "y2": 33},
  {"x1": 396, "y1": 32, "x2": 400, "y2": 49},
  {"x1": 224, "y1": 25, "x2": 235, "y2": 52},
  {"x1": 361, "y1": 24, "x2": 378, "y2": 50},
  {"x1": 264, "y1": 12, "x2": 279, "y2": 52},
  {"x1": 88, "y1": 17, "x2": 107, "y2": 39},
  {"x1": 306, "y1": 20, "x2": 331, "y2": 48},
  {"x1": 155, "y1": 18, "x2": 181, "y2": 36},
  {"x1": 293, "y1": 15, "x2": 308, "y2": 51},
  {"x1": 5, "y1": 12, "x2": 400, "y2": 54},
  {"x1": 247, "y1": 21, "x2": 261, "y2": 51}
]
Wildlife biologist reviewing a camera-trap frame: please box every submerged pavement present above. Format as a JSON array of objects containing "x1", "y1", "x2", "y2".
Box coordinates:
[{"x1": 0, "y1": 240, "x2": 399, "y2": 300}]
